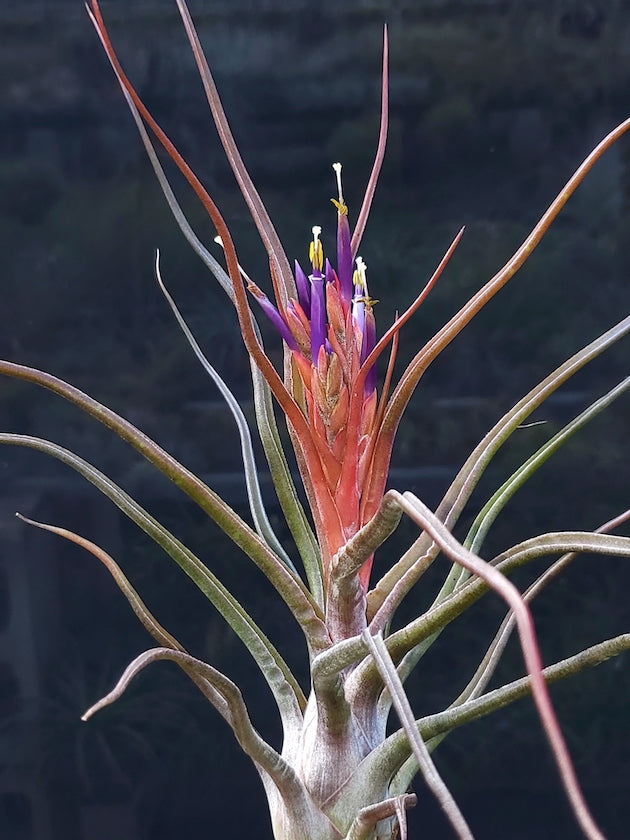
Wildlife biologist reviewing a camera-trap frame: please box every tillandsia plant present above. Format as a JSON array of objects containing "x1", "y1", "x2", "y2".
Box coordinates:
[{"x1": 3, "y1": 1, "x2": 630, "y2": 838}]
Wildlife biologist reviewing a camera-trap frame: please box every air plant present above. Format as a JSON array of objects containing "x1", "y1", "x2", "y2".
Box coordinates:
[{"x1": 2, "y1": 1, "x2": 630, "y2": 838}]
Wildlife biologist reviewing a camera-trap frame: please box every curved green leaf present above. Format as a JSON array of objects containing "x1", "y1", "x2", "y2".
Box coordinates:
[
  {"x1": 362, "y1": 630, "x2": 472, "y2": 840},
  {"x1": 390, "y1": 633, "x2": 630, "y2": 793},
  {"x1": 465, "y1": 375, "x2": 630, "y2": 558},
  {"x1": 94, "y1": 48, "x2": 321, "y2": 599},
  {"x1": 368, "y1": 314, "x2": 630, "y2": 625},
  {"x1": 1, "y1": 432, "x2": 307, "y2": 722},
  {"x1": 383, "y1": 633, "x2": 630, "y2": 791},
  {"x1": 0, "y1": 362, "x2": 329, "y2": 652},
  {"x1": 392, "y1": 530, "x2": 630, "y2": 680},
  {"x1": 251, "y1": 357, "x2": 323, "y2": 604},
  {"x1": 16, "y1": 513, "x2": 231, "y2": 721},
  {"x1": 364, "y1": 493, "x2": 608, "y2": 838},
  {"x1": 447, "y1": 509, "x2": 630, "y2": 718},
  {"x1": 154, "y1": 251, "x2": 297, "y2": 573},
  {"x1": 82, "y1": 646, "x2": 304, "y2": 802}
]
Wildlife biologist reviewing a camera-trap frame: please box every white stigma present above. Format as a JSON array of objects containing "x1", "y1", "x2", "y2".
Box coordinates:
[
  {"x1": 214, "y1": 234, "x2": 252, "y2": 285},
  {"x1": 332, "y1": 162, "x2": 344, "y2": 204},
  {"x1": 310, "y1": 225, "x2": 324, "y2": 272},
  {"x1": 354, "y1": 256, "x2": 368, "y2": 293}
]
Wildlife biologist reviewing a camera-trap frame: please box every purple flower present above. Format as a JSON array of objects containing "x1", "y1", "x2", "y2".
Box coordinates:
[
  {"x1": 332, "y1": 163, "x2": 353, "y2": 306},
  {"x1": 247, "y1": 281, "x2": 298, "y2": 351},
  {"x1": 294, "y1": 259, "x2": 311, "y2": 316}
]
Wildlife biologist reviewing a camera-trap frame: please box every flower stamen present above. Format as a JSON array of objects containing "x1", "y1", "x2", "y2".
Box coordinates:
[
  {"x1": 309, "y1": 225, "x2": 323, "y2": 274},
  {"x1": 332, "y1": 162, "x2": 347, "y2": 214}
]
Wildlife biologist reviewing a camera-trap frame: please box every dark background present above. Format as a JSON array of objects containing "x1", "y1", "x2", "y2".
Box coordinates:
[{"x1": 1, "y1": 1, "x2": 629, "y2": 838}]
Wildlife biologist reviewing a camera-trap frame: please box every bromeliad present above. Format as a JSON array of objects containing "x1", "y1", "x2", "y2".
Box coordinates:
[{"x1": 3, "y1": 2, "x2": 630, "y2": 839}]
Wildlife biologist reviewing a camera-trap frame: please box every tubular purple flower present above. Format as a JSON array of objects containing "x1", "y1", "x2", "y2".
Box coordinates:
[
  {"x1": 352, "y1": 256, "x2": 367, "y2": 337},
  {"x1": 308, "y1": 226, "x2": 327, "y2": 361},
  {"x1": 332, "y1": 162, "x2": 353, "y2": 305},
  {"x1": 309, "y1": 273, "x2": 326, "y2": 361},
  {"x1": 294, "y1": 259, "x2": 311, "y2": 315},
  {"x1": 324, "y1": 258, "x2": 335, "y2": 287},
  {"x1": 349, "y1": 255, "x2": 378, "y2": 393},
  {"x1": 247, "y1": 281, "x2": 298, "y2": 351}
]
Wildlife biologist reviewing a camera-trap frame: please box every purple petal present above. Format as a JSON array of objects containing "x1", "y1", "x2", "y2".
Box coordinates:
[
  {"x1": 336, "y1": 211, "x2": 353, "y2": 305},
  {"x1": 294, "y1": 259, "x2": 311, "y2": 315},
  {"x1": 309, "y1": 273, "x2": 326, "y2": 361},
  {"x1": 332, "y1": 163, "x2": 353, "y2": 304},
  {"x1": 352, "y1": 293, "x2": 365, "y2": 337},
  {"x1": 248, "y1": 284, "x2": 298, "y2": 350},
  {"x1": 352, "y1": 256, "x2": 367, "y2": 336},
  {"x1": 324, "y1": 258, "x2": 335, "y2": 286}
]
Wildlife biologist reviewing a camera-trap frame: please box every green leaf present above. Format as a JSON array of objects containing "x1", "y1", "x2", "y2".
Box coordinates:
[
  {"x1": 1, "y1": 432, "x2": 307, "y2": 722},
  {"x1": 82, "y1": 646, "x2": 304, "y2": 801},
  {"x1": 154, "y1": 251, "x2": 297, "y2": 574},
  {"x1": 368, "y1": 314, "x2": 630, "y2": 625},
  {"x1": 0, "y1": 362, "x2": 329, "y2": 655},
  {"x1": 362, "y1": 630, "x2": 472, "y2": 840},
  {"x1": 465, "y1": 375, "x2": 630, "y2": 558},
  {"x1": 251, "y1": 359, "x2": 324, "y2": 605},
  {"x1": 387, "y1": 633, "x2": 630, "y2": 798},
  {"x1": 15, "y1": 513, "x2": 232, "y2": 721}
]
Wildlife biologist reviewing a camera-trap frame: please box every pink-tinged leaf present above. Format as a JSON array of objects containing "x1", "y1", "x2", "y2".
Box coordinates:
[
  {"x1": 375, "y1": 114, "x2": 630, "y2": 513},
  {"x1": 88, "y1": 0, "x2": 347, "y2": 549},
  {"x1": 387, "y1": 490, "x2": 606, "y2": 840},
  {"x1": 172, "y1": 0, "x2": 296, "y2": 306},
  {"x1": 351, "y1": 25, "x2": 389, "y2": 257},
  {"x1": 354, "y1": 228, "x2": 463, "y2": 524}
]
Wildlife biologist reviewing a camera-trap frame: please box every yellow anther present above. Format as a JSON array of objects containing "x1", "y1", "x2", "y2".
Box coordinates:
[
  {"x1": 309, "y1": 225, "x2": 323, "y2": 271},
  {"x1": 355, "y1": 295, "x2": 379, "y2": 309}
]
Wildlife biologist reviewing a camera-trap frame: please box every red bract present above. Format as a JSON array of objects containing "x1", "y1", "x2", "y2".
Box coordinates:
[{"x1": 253, "y1": 193, "x2": 455, "y2": 592}]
